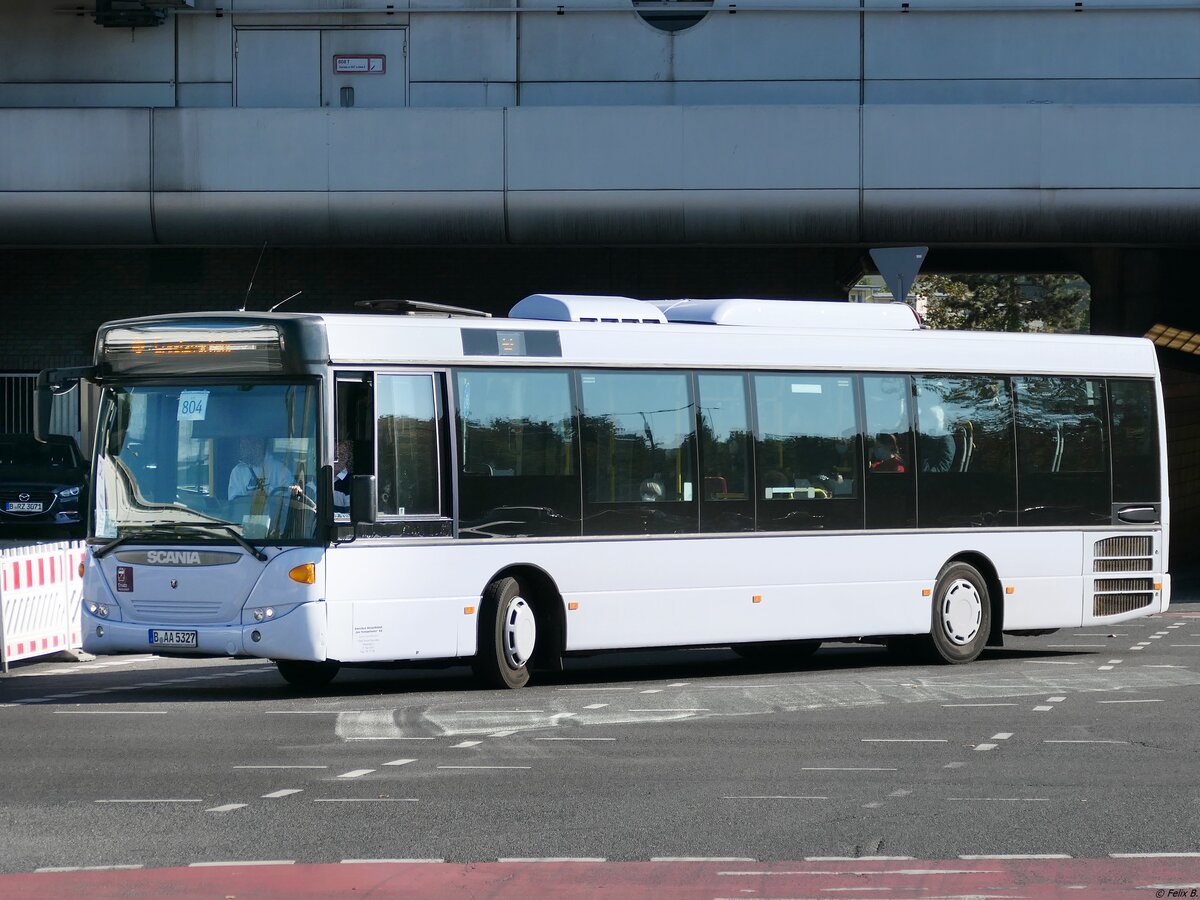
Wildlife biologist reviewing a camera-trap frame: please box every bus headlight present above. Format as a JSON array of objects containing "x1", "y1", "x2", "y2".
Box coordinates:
[
  {"x1": 85, "y1": 600, "x2": 117, "y2": 620},
  {"x1": 243, "y1": 603, "x2": 300, "y2": 625}
]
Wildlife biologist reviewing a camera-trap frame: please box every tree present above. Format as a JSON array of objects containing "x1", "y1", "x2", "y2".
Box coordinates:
[{"x1": 917, "y1": 274, "x2": 1089, "y2": 334}]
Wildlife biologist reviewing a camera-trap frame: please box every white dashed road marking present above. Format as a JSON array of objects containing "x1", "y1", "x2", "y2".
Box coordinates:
[
  {"x1": 206, "y1": 803, "x2": 247, "y2": 813},
  {"x1": 437, "y1": 765, "x2": 531, "y2": 770},
  {"x1": 337, "y1": 769, "x2": 375, "y2": 779},
  {"x1": 262, "y1": 789, "x2": 304, "y2": 798}
]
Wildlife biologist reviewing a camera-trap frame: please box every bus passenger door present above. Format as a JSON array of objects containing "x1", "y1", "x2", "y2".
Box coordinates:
[
  {"x1": 862, "y1": 375, "x2": 915, "y2": 530},
  {"x1": 326, "y1": 370, "x2": 458, "y2": 663}
]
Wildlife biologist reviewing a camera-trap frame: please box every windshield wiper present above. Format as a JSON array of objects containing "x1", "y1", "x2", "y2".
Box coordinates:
[
  {"x1": 173, "y1": 523, "x2": 268, "y2": 562},
  {"x1": 92, "y1": 522, "x2": 268, "y2": 563}
]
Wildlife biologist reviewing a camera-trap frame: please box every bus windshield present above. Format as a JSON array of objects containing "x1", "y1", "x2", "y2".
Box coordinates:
[{"x1": 93, "y1": 382, "x2": 320, "y2": 543}]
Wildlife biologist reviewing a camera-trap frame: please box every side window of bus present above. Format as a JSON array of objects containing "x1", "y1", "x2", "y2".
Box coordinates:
[
  {"x1": 753, "y1": 374, "x2": 860, "y2": 532},
  {"x1": 455, "y1": 369, "x2": 581, "y2": 538},
  {"x1": 914, "y1": 375, "x2": 1016, "y2": 528},
  {"x1": 335, "y1": 377, "x2": 373, "y2": 520},
  {"x1": 1109, "y1": 379, "x2": 1161, "y2": 503},
  {"x1": 376, "y1": 374, "x2": 443, "y2": 517},
  {"x1": 863, "y1": 375, "x2": 912, "y2": 475},
  {"x1": 1015, "y1": 377, "x2": 1110, "y2": 526},
  {"x1": 579, "y1": 370, "x2": 698, "y2": 535},
  {"x1": 697, "y1": 373, "x2": 754, "y2": 533}
]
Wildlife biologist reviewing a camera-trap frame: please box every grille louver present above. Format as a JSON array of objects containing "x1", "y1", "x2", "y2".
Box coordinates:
[{"x1": 1092, "y1": 537, "x2": 1157, "y2": 616}]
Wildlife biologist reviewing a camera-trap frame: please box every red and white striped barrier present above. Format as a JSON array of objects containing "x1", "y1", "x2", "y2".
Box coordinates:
[{"x1": 0, "y1": 541, "x2": 86, "y2": 673}]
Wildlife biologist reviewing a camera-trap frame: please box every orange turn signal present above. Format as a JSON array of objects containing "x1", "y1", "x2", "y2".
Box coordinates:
[
  {"x1": 568, "y1": 601, "x2": 579, "y2": 611},
  {"x1": 464, "y1": 605, "x2": 476, "y2": 615},
  {"x1": 1006, "y1": 586, "x2": 1015, "y2": 594},
  {"x1": 78, "y1": 561, "x2": 86, "y2": 577},
  {"x1": 921, "y1": 588, "x2": 932, "y2": 597},
  {"x1": 288, "y1": 563, "x2": 316, "y2": 585},
  {"x1": 752, "y1": 595, "x2": 762, "y2": 604}
]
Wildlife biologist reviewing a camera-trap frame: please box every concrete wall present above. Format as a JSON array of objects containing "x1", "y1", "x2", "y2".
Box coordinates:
[
  {"x1": 4, "y1": 0, "x2": 1199, "y2": 110},
  {"x1": 5, "y1": 103, "x2": 1200, "y2": 246}
]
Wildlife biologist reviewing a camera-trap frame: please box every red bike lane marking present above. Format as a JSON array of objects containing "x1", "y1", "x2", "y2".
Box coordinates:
[{"x1": 1, "y1": 859, "x2": 1199, "y2": 899}]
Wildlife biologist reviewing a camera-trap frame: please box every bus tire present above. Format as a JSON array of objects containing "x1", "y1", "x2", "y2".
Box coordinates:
[
  {"x1": 474, "y1": 576, "x2": 535, "y2": 689},
  {"x1": 925, "y1": 562, "x2": 991, "y2": 664},
  {"x1": 275, "y1": 659, "x2": 340, "y2": 688}
]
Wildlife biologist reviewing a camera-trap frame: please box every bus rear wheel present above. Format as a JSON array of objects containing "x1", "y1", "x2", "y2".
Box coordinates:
[
  {"x1": 474, "y1": 576, "x2": 535, "y2": 689},
  {"x1": 275, "y1": 658, "x2": 340, "y2": 688},
  {"x1": 924, "y1": 562, "x2": 991, "y2": 664}
]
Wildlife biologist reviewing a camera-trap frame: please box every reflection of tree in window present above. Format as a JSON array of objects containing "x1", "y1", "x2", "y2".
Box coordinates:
[
  {"x1": 1016, "y1": 378, "x2": 1106, "y2": 474},
  {"x1": 753, "y1": 375, "x2": 856, "y2": 499},
  {"x1": 916, "y1": 377, "x2": 1013, "y2": 475},
  {"x1": 698, "y1": 374, "x2": 751, "y2": 501},
  {"x1": 581, "y1": 372, "x2": 695, "y2": 504},
  {"x1": 456, "y1": 369, "x2": 579, "y2": 538},
  {"x1": 377, "y1": 376, "x2": 439, "y2": 517}
]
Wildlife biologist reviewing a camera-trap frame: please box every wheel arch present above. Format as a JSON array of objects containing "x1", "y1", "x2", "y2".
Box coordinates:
[
  {"x1": 945, "y1": 550, "x2": 1005, "y2": 646},
  {"x1": 480, "y1": 563, "x2": 566, "y2": 670}
]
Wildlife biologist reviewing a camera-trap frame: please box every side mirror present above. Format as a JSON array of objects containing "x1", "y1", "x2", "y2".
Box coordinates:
[
  {"x1": 350, "y1": 474, "x2": 377, "y2": 524},
  {"x1": 34, "y1": 366, "x2": 96, "y2": 443}
]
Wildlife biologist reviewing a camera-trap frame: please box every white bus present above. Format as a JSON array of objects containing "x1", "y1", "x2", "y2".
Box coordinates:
[{"x1": 38, "y1": 295, "x2": 1169, "y2": 688}]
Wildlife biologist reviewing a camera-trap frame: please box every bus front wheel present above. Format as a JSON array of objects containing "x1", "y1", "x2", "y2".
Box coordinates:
[
  {"x1": 275, "y1": 658, "x2": 340, "y2": 688},
  {"x1": 474, "y1": 576, "x2": 535, "y2": 689},
  {"x1": 925, "y1": 562, "x2": 991, "y2": 664}
]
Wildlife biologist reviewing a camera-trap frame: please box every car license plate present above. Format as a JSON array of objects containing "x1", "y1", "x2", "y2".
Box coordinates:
[
  {"x1": 4, "y1": 501, "x2": 43, "y2": 512},
  {"x1": 149, "y1": 629, "x2": 198, "y2": 648}
]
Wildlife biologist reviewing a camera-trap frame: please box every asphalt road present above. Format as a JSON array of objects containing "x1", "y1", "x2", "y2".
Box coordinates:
[{"x1": 2, "y1": 599, "x2": 1199, "y2": 885}]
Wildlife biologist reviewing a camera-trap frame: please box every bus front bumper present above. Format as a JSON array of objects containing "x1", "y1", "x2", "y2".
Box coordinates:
[{"x1": 81, "y1": 601, "x2": 327, "y2": 661}]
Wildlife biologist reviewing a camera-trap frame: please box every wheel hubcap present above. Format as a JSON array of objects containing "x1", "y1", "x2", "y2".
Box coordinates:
[
  {"x1": 503, "y1": 597, "x2": 536, "y2": 669},
  {"x1": 940, "y1": 578, "x2": 982, "y2": 646}
]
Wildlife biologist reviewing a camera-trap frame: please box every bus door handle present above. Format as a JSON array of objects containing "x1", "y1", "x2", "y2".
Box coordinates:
[{"x1": 1116, "y1": 505, "x2": 1158, "y2": 524}]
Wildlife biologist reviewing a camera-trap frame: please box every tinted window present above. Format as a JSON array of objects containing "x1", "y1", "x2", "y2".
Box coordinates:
[
  {"x1": 915, "y1": 375, "x2": 1016, "y2": 527},
  {"x1": 862, "y1": 374, "x2": 915, "y2": 529},
  {"x1": 1015, "y1": 377, "x2": 1109, "y2": 525},
  {"x1": 754, "y1": 374, "x2": 860, "y2": 531},
  {"x1": 697, "y1": 373, "x2": 754, "y2": 532},
  {"x1": 456, "y1": 369, "x2": 580, "y2": 538},
  {"x1": 580, "y1": 370, "x2": 697, "y2": 535},
  {"x1": 377, "y1": 374, "x2": 441, "y2": 517},
  {"x1": 1109, "y1": 379, "x2": 1161, "y2": 502}
]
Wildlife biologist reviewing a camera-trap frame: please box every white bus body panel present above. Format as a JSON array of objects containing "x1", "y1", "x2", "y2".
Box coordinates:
[{"x1": 312, "y1": 528, "x2": 1157, "y2": 662}]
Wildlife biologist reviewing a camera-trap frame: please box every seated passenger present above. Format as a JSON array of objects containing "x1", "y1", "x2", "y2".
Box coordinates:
[{"x1": 869, "y1": 433, "x2": 906, "y2": 473}]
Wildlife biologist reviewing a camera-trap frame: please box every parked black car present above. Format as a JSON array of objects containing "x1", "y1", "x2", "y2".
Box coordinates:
[{"x1": 0, "y1": 434, "x2": 87, "y2": 538}]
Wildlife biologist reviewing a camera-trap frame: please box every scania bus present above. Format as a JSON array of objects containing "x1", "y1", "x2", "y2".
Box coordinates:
[{"x1": 37, "y1": 295, "x2": 1168, "y2": 688}]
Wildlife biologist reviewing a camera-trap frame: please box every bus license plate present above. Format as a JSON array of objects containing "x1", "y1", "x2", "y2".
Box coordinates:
[
  {"x1": 4, "y1": 502, "x2": 43, "y2": 512},
  {"x1": 149, "y1": 629, "x2": 198, "y2": 648}
]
